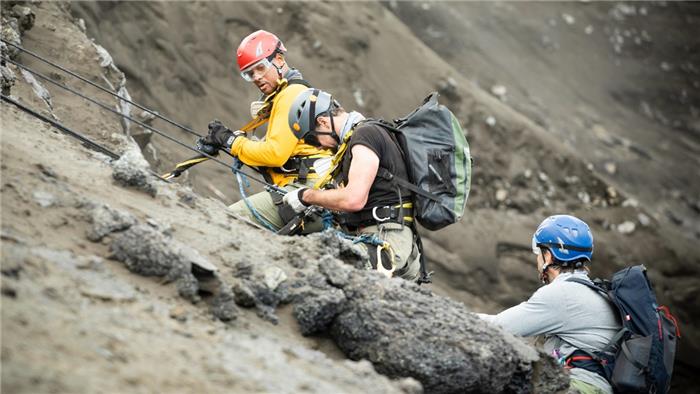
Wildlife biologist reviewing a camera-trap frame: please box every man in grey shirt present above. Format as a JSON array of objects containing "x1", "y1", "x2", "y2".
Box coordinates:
[{"x1": 478, "y1": 215, "x2": 620, "y2": 394}]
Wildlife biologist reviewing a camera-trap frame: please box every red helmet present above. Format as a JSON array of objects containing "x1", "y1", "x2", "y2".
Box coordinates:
[{"x1": 236, "y1": 30, "x2": 287, "y2": 72}]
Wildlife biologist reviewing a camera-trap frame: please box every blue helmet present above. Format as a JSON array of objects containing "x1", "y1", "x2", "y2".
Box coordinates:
[{"x1": 532, "y1": 215, "x2": 593, "y2": 263}]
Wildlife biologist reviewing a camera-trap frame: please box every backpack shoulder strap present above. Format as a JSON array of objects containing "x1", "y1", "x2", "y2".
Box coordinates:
[
  {"x1": 376, "y1": 168, "x2": 442, "y2": 203},
  {"x1": 566, "y1": 277, "x2": 610, "y2": 301},
  {"x1": 288, "y1": 78, "x2": 311, "y2": 87}
]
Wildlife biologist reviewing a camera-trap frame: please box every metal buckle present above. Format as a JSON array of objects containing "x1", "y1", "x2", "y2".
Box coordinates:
[{"x1": 372, "y1": 206, "x2": 391, "y2": 222}]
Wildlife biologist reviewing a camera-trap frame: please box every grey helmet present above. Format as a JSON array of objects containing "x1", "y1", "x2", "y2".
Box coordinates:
[{"x1": 288, "y1": 88, "x2": 339, "y2": 140}]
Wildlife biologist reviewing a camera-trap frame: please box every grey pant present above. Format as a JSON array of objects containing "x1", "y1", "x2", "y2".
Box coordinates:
[
  {"x1": 227, "y1": 179, "x2": 323, "y2": 234},
  {"x1": 355, "y1": 222, "x2": 421, "y2": 282}
]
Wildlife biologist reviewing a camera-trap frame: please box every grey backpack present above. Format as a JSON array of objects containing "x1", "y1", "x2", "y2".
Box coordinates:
[{"x1": 371, "y1": 92, "x2": 471, "y2": 231}]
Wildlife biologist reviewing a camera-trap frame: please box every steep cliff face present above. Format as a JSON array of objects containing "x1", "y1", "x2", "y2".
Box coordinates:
[{"x1": 2, "y1": 1, "x2": 698, "y2": 392}]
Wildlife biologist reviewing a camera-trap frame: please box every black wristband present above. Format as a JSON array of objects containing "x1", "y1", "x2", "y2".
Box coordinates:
[{"x1": 298, "y1": 188, "x2": 310, "y2": 206}]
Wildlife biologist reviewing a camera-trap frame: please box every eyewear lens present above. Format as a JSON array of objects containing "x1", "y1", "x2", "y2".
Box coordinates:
[
  {"x1": 532, "y1": 237, "x2": 541, "y2": 255},
  {"x1": 241, "y1": 58, "x2": 272, "y2": 81}
]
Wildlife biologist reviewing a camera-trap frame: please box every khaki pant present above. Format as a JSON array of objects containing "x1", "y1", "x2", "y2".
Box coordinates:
[
  {"x1": 568, "y1": 379, "x2": 609, "y2": 394},
  {"x1": 355, "y1": 222, "x2": 421, "y2": 282},
  {"x1": 227, "y1": 179, "x2": 324, "y2": 234}
]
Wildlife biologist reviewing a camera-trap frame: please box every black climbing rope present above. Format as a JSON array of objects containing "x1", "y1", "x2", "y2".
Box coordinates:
[
  {"x1": 1, "y1": 93, "x2": 119, "y2": 160},
  {"x1": 1, "y1": 93, "x2": 173, "y2": 183},
  {"x1": 1, "y1": 38, "x2": 202, "y2": 138}
]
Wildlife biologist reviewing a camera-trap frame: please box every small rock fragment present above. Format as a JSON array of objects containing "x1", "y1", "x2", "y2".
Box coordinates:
[
  {"x1": 490, "y1": 84, "x2": 507, "y2": 99},
  {"x1": 495, "y1": 189, "x2": 508, "y2": 202},
  {"x1": 111, "y1": 147, "x2": 158, "y2": 197},
  {"x1": 617, "y1": 221, "x2": 636, "y2": 235},
  {"x1": 169, "y1": 306, "x2": 188, "y2": 322},
  {"x1": 622, "y1": 198, "x2": 639, "y2": 208},
  {"x1": 232, "y1": 281, "x2": 257, "y2": 308},
  {"x1": 211, "y1": 284, "x2": 238, "y2": 321},
  {"x1": 562, "y1": 13, "x2": 576, "y2": 25},
  {"x1": 33, "y1": 190, "x2": 57, "y2": 208},
  {"x1": 638, "y1": 213, "x2": 651, "y2": 227},
  {"x1": 87, "y1": 203, "x2": 136, "y2": 242},
  {"x1": 604, "y1": 162, "x2": 617, "y2": 175},
  {"x1": 262, "y1": 266, "x2": 287, "y2": 291}
]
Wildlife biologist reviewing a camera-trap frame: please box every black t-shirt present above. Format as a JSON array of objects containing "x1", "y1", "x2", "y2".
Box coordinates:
[{"x1": 340, "y1": 123, "x2": 413, "y2": 209}]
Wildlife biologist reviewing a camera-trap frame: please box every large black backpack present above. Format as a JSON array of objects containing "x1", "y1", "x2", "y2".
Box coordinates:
[
  {"x1": 567, "y1": 265, "x2": 680, "y2": 393},
  {"x1": 369, "y1": 92, "x2": 471, "y2": 231}
]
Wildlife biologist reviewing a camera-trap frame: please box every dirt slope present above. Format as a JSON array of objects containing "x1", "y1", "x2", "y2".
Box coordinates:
[{"x1": 2, "y1": 100, "x2": 428, "y2": 393}]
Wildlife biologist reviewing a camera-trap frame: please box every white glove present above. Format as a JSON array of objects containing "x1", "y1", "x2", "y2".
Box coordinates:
[
  {"x1": 282, "y1": 188, "x2": 310, "y2": 213},
  {"x1": 250, "y1": 101, "x2": 265, "y2": 119}
]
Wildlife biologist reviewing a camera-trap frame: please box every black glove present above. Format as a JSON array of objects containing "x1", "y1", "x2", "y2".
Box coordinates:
[
  {"x1": 205, "y1": 120, "x2": 234, "y2": 148},
  {"x1": 197, "y1": 120, "x2": 246, "y2": 153},
  {"x1": 195, "y1": 137, "x2": 219, "y2": 155}
]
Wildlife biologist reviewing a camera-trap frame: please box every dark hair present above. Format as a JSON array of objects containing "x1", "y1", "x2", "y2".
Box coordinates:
[
  {"x1": 314, "y1": 106, "x2": 345, "y2": 127},
  {"x1": 541, "y1": 247, "x2": 590, "y2": 273}
]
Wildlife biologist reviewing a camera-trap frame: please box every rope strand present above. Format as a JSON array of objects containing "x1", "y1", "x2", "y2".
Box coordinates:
[
  {"x1": 1, "y1": 38, "x2": 202, "y2": 138},
  {"x1": 2, "y1": 55, "x2": 284, "y2": 193}
]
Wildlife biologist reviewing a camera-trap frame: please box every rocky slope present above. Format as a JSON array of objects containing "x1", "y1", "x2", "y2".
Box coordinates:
[{"x1": 2, "y1": 1, "x2": 698, "y2": 392}]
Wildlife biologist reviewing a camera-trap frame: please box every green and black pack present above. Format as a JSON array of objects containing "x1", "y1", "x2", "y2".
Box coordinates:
[{"x1": 370, "y1": 92, "x2": 471, "y2": 231}]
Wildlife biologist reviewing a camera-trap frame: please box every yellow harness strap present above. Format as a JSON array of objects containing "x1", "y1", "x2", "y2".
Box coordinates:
[{"x1": 313, "y1": 128, "x2": 354, "y2": 189}]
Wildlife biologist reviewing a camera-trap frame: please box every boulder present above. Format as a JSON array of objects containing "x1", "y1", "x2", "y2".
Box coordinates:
[
  {"x1": 109, "y1": 224, "x2": 210, "y2": 302},
  {"x1": 292, "y1": 264, "x2": 570, "y2": 394},
  {"x1": 111, "y1": 146, "x2": 158, "y2": 197}
]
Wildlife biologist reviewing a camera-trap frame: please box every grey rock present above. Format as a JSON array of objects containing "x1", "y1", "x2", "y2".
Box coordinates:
[
  {"x1": 1, "y1": 61, "x2": 15, "y2": 95},
  {"x1": 86, "y1": 203, "x2": 136, "y2": 242},
  {"x1": 1, "y1": 15, "x2": 21, "y2": 58},
  {"x1": 211, "y1": 283, "x2": 238, "y2": 322},
  {"x1": 312, "y1": 230, "x2": 368, "y2": 269},
  {"x1": 232, "y1": 280, "x2": 257, "y2": 308},
  {"x1": 176, "y1": 273, "x2": 200, "y2": 302},
  {"x1": 262, "y1": 266, "x2": 287, "y2": 291},
  {"x1": 32, "y1": 190, "x2": 57, "y2": 208},
  {"x1": 293, "y1": 270, "x2": 568, "y2": 394},
  {"x1": 109, "y1": 224, "x2": 207, "y2": 302},
  {"x1": 293, "y1": 286, "x2": 346, "y2": 336},
  {"x1": 111, "y1": 147, "x2": 158, "y2": 197},
  {"x1": 110, "y1": 224, "x2": 183, "y2": 277},
  {"x1": 11, "y1": 5, "x2": 34, "y2": 33},
  {"x1": 617, "y1": 221, "x2": 636, "y2": 235},
  {"x1": 638, "y1": 213, "x2": 651, "y2": 227},
  {"x1": 230, "y1": 261, "x2": 293, "y2": 323},
  {"x1": 20, "y1": 69, "x2": 53, "y2": 110},
  {"x1": 233, "y1": 261, "x2": 254, "y2": 279},
  {"x1": 319, "y1": 255, "x2": 352, "y2": 287}
]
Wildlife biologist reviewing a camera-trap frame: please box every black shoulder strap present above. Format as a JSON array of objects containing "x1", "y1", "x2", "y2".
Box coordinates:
[
  {"x1": 288, "y1": 79, "x2": 311, "y2": 88},
  {"x1": 376, "y1": 168, "x2": 442, "y2": 203},
  {"x1": 362, "y1": 120, "x2": 446, "y2": 205}
]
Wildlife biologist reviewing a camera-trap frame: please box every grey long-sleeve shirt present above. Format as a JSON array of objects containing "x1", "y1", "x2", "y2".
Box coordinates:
[{"x1": 477, "y1": 271, "x2": 621, "y2": 393}]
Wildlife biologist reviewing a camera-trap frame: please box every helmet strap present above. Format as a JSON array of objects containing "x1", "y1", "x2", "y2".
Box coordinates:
[
  {"x1": 539, "y1": 248, "x2": 557, "y2": 284},
  {"x1": 329, "y1": 109, "x2": 340, "y2": 144},
  {"x1": 272, "y1": 54, "x2": 285, "y2": 79}
]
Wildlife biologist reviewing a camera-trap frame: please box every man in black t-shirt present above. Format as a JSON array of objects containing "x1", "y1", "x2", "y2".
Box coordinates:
[{"x1": 282, "y1": 89, "x2": 421, "y2": 281}]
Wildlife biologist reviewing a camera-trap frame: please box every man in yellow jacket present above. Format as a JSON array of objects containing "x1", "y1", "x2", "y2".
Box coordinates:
[{"x1": 199, "y1": 30, "x2": 332, "y2": 231}]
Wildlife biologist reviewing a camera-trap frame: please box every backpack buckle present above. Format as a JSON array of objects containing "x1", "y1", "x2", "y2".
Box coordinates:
[{"x1": 372, "y1": 206, "x2": 391, "y2": 222}]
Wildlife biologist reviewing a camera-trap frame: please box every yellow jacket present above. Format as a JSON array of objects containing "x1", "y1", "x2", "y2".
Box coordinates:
[{"x1": 229, "y1": 83, "x2": 332, "y2": 186}]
